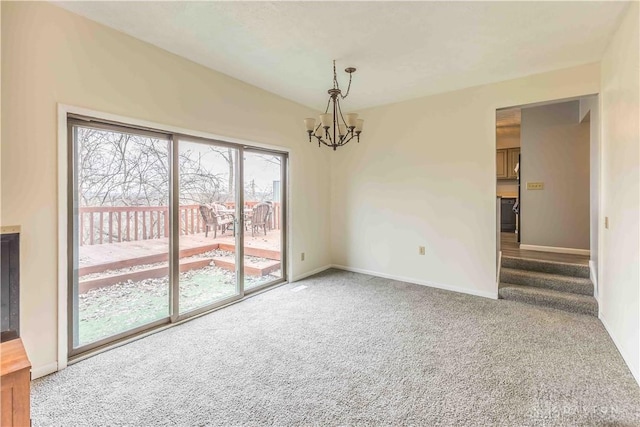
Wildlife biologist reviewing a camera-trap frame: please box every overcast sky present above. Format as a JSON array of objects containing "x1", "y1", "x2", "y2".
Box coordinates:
[{"x1": 180, "y1": 139, "x2": 281, "y2": 196}]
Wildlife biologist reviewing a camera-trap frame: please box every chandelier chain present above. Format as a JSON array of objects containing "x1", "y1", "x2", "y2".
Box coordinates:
[{"x1": 332, "y1": 60, "x2": 353, "y2": 99}]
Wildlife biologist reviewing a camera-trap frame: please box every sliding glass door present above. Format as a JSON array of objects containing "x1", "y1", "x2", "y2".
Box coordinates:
[
  {"x1": 177, "y1": 139, "x2": 241, "y2": 315},
  {"x1": 68, "y1": 117, "x2": 287, "y2": 356},
  {"x1": 242, "y1": 150, "x2": 286, "y2": 291},
  {"x1": 69, "y1": 122, "x2": 171, "y2": 351}
]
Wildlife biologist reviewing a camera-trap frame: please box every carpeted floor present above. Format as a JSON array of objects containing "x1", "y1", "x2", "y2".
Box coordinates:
[{"x1": 32, "y1": 269, "x2": 640, "y2": 426}]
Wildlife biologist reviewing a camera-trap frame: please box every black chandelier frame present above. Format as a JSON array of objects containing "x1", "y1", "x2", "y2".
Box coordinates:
[{"x1": 307, "y1": 61, "x2": 362, "y2": 151}]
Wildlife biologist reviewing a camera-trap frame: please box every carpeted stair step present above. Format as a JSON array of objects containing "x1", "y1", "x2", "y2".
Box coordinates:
[
  {"x1": 499, "y1": 283, "x2": 598, "y2": 316},
  {"x1": 500, "y1": 267, "x2": 593, "y2": 296},
  {"x1": 501, "y1": 256, "x2": 589, "y2": 278}
]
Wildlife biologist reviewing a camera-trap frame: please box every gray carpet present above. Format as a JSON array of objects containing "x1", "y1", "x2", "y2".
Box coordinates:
[
  {"x1": 32, "y1": 269, "x2": 640, "y2": 426},
  {"x1": 501, "y1": 256, "x2": 590, "y2": 278},
  {"x1": 499, "y1": 256, "x2": 599, "y2": 316}
]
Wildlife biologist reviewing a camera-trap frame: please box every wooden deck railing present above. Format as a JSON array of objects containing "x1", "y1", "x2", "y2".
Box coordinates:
[{"x1": 78, "y1": 202, "x2": 281, "y2": 246}]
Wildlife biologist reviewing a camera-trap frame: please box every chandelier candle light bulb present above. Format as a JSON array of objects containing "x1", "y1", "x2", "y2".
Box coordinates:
[
  {"x1": 304, "y1": 118, "x2": 316, "y2": 132},
  {"x1": 319, "y1": 113, "x2": 332, "y2": 128},
  {"x1": 345, "y1": 113, "x2": 359, "y2": 128},
  {"x1": 304, "y1": 60, "x2": 364, "y2": 150}
]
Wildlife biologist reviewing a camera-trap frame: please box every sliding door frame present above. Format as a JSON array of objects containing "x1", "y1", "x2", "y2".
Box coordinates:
[
  {"x1": 61, "y1": 106, "x2": 290, "y2": 364},
  {"x1": 67, "y1": 118, "x2": 175, "y2": 358},
  {"x1": 242, "y1": 147, "x2": 288, "y2": 295},
  {"x1": 172, "y1": 134, "x2": 246, "y2": 322}
]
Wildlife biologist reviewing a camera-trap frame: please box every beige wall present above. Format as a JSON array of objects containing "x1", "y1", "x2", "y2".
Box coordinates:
[
  {"x1": 330, "y1": 63, "x2": 600, "y2": 297},
  {"x1": 1, "y1": 2, "x2": 331, "y2": 375},
  {"x1": 599, "y1": 2, "x2": 639, "y2": 383},
  {"x1": 520, "y1": 101, "x2": 590, "y2": 250}
]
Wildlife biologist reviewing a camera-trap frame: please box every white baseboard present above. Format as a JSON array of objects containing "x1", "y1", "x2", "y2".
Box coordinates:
[
  {"x1": 291, "y1": 264, "x2": 332, "y2": 282},
  {"x1": 31, "y1": 361, "x2": 59, "y2": 380},
  {"x1": 519, "y1": 244, "x2": 590, "y2": 256},
  {"x1": 331, "y1": 264, "x2": 498, "y2": 300},
  {"x1": 589, "y1": 260, "x2": 598, "y2": 298},
  {"x1": 599, "y1": 313, "x2": 640, "y2": 386}
]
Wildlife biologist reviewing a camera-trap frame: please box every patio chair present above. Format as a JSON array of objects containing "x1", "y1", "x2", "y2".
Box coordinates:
[
  {"x1": 265, "y1": 202, "x2": 274, "y2": 230},
  {"x1": 212, "y1": 203, "x2": 235, "y2": 234},
  {"x1": 199, "y1": 204, "x2": 234, "y2": 238},
  {"x1": 213, "y1": 203, "x2": 228, "y2": 213},
  {"x1": 247, "y1": 203, "x2": 270, "y2": 237}
]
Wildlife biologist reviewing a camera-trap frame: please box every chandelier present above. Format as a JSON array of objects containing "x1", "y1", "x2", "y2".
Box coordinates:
[{"x1": 304, "y1": 60, "x2": 364, "y2": 150}]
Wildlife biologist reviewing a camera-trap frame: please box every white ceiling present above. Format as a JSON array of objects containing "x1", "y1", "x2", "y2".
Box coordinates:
[{"x1": 55, "y1": 1, "x2": 628, "y2": 111}]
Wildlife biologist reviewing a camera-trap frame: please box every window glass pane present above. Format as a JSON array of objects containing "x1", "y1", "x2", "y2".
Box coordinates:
[
  {"x1": 243, "y1": 152, "x2": 283, "y2": 290},
  {"x1": 178, "y1": 140, "x2": 240, "y2": 314},
  {"x1": 72, "y1": 125, "x2": 170, "y2": 348}
]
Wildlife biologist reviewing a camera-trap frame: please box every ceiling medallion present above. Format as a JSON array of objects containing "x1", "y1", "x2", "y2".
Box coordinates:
[{"x1": 304, "y1": 60, "x2": 364, "y2": 151}]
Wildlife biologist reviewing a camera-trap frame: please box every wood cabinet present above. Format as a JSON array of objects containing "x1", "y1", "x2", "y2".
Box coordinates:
[
  {"x1": 496, "y1": 149, "x2": 508, "y2": 179},
  {"x1": 1, "y1": 338, "x2": 31, "y2": 427},
  {"x1": 497, "y1": 147, "x2": 520, "y2": 180}
]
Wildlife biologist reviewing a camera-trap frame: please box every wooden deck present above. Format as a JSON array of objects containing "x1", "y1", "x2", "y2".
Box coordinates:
[
  {"x1": 79, "y1": 229, "x2": 282, "y2": 276},
  {"x1": 501, "y1": 232, "x2": 589, "y2": 265}
]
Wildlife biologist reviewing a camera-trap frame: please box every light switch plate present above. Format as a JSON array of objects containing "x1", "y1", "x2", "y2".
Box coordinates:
[{"x1": 527, "y1": 182, "x2": 544, "y2": 190}]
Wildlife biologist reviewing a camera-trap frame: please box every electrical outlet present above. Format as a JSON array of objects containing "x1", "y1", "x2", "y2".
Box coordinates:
[
  {"x1": 301, "y1": 252, "x2": 305, "y2": 261},
  {"x1": 605, "y1": 217, "x2": 609, "y2": 229},
  {"x1": 419, "y1": 246, "x2": 426, "y2": 255},
  {"x1": 526, "y1": 182, "x2": 544, "y2": 190}
]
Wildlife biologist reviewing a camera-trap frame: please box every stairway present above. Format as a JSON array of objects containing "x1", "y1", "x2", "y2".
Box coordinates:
[{"x1": 499, "y1": 256, "x2": 598, "y2": 316}]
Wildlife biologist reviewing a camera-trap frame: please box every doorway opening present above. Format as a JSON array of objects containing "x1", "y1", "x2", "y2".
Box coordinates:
[
  {"x1": 496, "y1": 98, "x2": 594, "y2": 261},
  {"x1": 495, "y1": 96, "x2": 599, "y2": 316}
]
